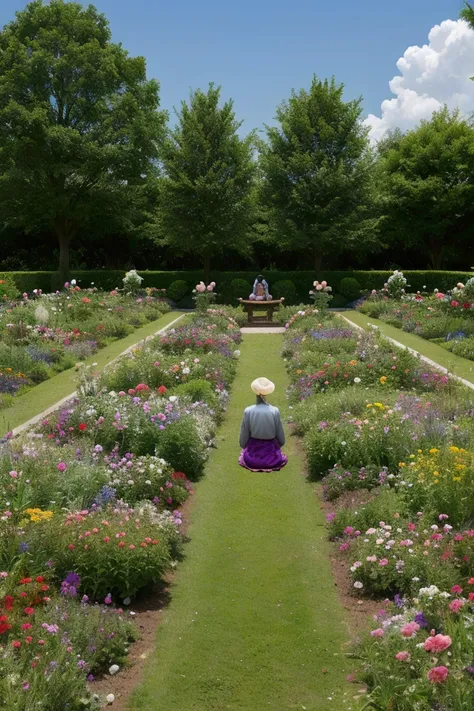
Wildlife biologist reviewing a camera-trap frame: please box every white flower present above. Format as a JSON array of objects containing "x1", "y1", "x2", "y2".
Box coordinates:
[
  {"x1": 71, "y1": 279, "x2": 77, "y2": 286},
  {"x1": 233, "y1": 350, "x2": 241, "y2": 358},
  {"x1": 169, "y1": 396, "x2": 177, "y2": 403},
  {"x1": 106, "y1": 694, "x2": 115, "y2": 704},
  {"x1": 353, "y1": 377, "x2": 361, "y2": 384},
  {"x1": 353, "y1": 581, "x2": 363, "y2": 589},
  {"x1": 109, "y1": 664, "x2": 120, "y2": 675}
]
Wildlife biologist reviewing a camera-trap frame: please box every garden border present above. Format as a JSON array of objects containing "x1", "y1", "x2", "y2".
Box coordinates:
[
  {"x1": 9, "y1": 313, "x2": 186, "y2": 437},
  {"x1": 339, "y1": 313, "x2": 474, "y2": 393}
]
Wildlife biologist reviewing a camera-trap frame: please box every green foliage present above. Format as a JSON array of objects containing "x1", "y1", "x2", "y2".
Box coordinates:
[
  {"x1": 338, "y1": 277, "x2": 361, "y2": 301},
  {"x1": 157, "y1": 84, "x2": 256, "y2": 280},
  {"x1": 0, "y1": 0, "x2": 166, "y2": 282},
  {"x1": 167, "y1": 279, "x2": 189, "y2": 303},
  {"x1": 226, "y1": 278, "x2": 253, "y2": 302},
  {"x1": 330, "y1": 293, "x2": 348, "y2": 308},
  {"x1": 260, "y1": 75, "x2": 378, "y2": 270},
  {"x1": 156, "y1": 416, "x2": 208, "y2": 481},
  {"x1": 272, "y1": 279, "x2": 298, "y2": 304},
  {"x1": 377, "y1": 108, "x2": 474, "y2": 269},
  {"x1": 174, "y1": 379, "x2": 217, "y2": 407},
  {"x1": 0, "y1": 274, "x2": 20, "y2": 300}
]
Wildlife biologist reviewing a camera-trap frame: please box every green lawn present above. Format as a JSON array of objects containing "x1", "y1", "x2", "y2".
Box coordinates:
[
  {"x1": 343, "y1": 311, "x2": 474, "y2": 385},
  {"x1": 0, "y1": 311, "x2": 181, "y2": 435},
  {"x1": 131, "y1": 334, "x2": 350, "y2": 711}
]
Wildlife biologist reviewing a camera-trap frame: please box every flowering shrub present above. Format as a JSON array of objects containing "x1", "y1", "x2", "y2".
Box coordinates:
[
  {"x1": 385, "y1": 270, "x2": 408, "y2": 299},
  {"x1": 25, "y1": 504, "x2": 181, "y2": 601},
  {"x1": 309, "y1": 281, "x2": 333, "y2": 311},
  {"x1": 355, "y1": 585, "x2": 474, "y2": 710},
  {"x1": 193, "y1": 282, "x2": 217, "y2": 312},
  {"x1": 398, "y1": 446, "x2": 474, "y2": 526},
  {"x1": 322, "y1": 463, "x2": 387, "y2": 501},
  {"x1": 0, "y1": 285, "x2": 170, "y2": 406},
  {"x1": 122, "y1": 269, "x2": 143, "y2": 295}
]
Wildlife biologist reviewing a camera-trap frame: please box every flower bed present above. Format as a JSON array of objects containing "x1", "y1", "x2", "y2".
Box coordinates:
[
  {"x1": 0, "y1": 275, "x2": 171, "y2": 408},
  {"x1": 0, "y1": 308, "x2": 241, "y2": 709},
  {"x1": 359, "y1": 271, "x2": 474, "y2": 362},
  {"x1": 284, "y1": 309, "x2": 474, "y2": 709}
]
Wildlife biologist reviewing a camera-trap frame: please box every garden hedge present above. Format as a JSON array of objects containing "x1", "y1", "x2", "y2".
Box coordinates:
[{"x1": 2, "y1": 269, "x2": 473, "y2": 305}]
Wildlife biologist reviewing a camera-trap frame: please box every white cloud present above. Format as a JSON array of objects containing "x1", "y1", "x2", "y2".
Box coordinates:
[{"x1": 365, "y1": 19, "x2": 474, "y2": 143}]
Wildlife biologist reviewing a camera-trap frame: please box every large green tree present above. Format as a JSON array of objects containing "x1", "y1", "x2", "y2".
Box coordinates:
[
  {"x1": 157, "y1": 84, "x2": 256, "y2": 281},
  {"x1": 260, "y1": 76, "x2": 376, "y2": 271},
  {"x1": 0, "y1": 0, "x2": 166, "y2": 282},
  {"x1": 378, "y1": 108, "x2": 474, "y2": 269},
  {"x1": 461, "y1": 2, "x2": 474, "y2": 26}
]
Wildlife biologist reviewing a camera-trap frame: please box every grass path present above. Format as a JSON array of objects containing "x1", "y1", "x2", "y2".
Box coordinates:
[
  {"x1": 131, "y1": 334, "x2": 350, "y2": 711},
  {"x1": 0, "y1": 311, "x2": 180, "y2": 435},
  {"x1": 343, "y1": 311, "x2": 474, "y2": 386}
]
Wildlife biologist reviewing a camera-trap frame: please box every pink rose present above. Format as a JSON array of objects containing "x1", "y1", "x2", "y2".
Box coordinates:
[
  {"x1": 424, "y1": 634, "x2": 452, "y2": 653},
  {"x1": 449, "y1": 599, "x2": 464, "y2": 613},
  {"x1": 370, "y1": 628, "x2": 384, "y2": 638},
  {"x1": 395, "y1": 651, "x2": 410, "y2": 662},
  {"x1": 401, "y1": 622, "x2": 420, "y2": 638},
  {"x1": 427, "y1": 666, "x2": 448, "y2": 684}
]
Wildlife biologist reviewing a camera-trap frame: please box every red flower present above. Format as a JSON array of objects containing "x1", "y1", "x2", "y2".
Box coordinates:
[
  {"x1": 35, "y1": 576, "x2": 45, "y2": 583},
  {"x1": 25, "y1": 635, "x2": 33, "y2": 644},
  {"x1": 172, "y1": 472, "x2": 187, "y2": 481},
  {"x1": 4, "y1": 596, "x2": 14, "y2": 611},
  {"x1": 12, "y1": 640, "x2": 21, "y2": 648},
  {"x1": 78, "y1": 423, "x2": 87, "y2": 431},
  {"x1": 0, "y1": 615, "x2": 11, "y2": 634},
  {"x1": 157, "y1": 385, "x2": 167, "y2": 395},
  {"x1": 24, "y1": 607, "x2": 35, "y2": 616},
  {"x1": 19, "y1": 577, "x2": 32, "y2": 585}
]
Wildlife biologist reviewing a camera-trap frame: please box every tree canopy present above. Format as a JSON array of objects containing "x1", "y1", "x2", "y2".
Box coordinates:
[
  {"x1": 0, "y1": 0, "x2": 166, "y2": 282},
  {"x1": 376, "y1": 108, "x2": 474, "y2": 269},
  {"x1": 260, "y1": 76, "x2": 377, "y2": 271},
  {"x1": 156, "y1": 83, "x2": 256, "y2": 281}
]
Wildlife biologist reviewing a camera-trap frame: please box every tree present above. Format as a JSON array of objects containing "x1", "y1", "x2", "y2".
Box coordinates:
[
  {"x1": 260, "y1": 76, "x2": 376, "y2": 271},
  {"x1": 157, "y1": 84, "x2": 256, "y2": 282},
  {"x1": 378, "y1": 108, "x2": 474, "y2": 269},
  {"x1": 0, "y1": 0, "x2": 166, "y2": 283},
  {"x1": 461, "y1": 2, "x2": 474, "y2": 27}
]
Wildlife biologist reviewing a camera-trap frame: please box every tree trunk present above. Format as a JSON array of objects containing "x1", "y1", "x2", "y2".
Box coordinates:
[
  {"x1": 314, "y1": 251, "x2": 322, "y2": 273},
  {"x1": 203, "y1": 253, "x2": 211, "y2": 284},
  {"x1": 55, "y1": 219, "x2": 76, "y2": 285},
  {"x1": 428, "y1": 238, "x2": 444, "y2": 270}
]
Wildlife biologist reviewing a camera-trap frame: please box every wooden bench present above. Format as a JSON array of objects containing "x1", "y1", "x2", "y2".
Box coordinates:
[{"x1": 238, "y1": 299, "x2": 285, "y2": 326}]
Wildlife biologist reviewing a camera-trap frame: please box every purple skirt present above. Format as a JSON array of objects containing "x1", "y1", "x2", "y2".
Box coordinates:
[{"x1": 239, "y1": 437, "x2": 288, "y2": 472}]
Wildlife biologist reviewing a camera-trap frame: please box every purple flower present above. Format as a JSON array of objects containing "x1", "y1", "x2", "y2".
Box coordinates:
[
  {"x1": 104, "y1": 593, "x2": 112, "y2": 605},
  {"x1": 414, "y1": 612, "x2": 428, "y2": 628},
  {"x1": 394, "y1": 594, "x2": 405, "y2": 608}
]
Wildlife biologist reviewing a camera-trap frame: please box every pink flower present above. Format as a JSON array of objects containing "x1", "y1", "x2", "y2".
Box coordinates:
[
  {"x1": 395, "y1": 651, "x2": 410, "y2": 662},
  {"x1": 370, "y1": 628, "x2": 384, "y2": 638},
  {"x1": 379, "y1": 559, "x2": 389, "y2": 566},
  {"x1": 401, "y1": 622, "x2": 420, "y2": 638},
  {"x1": 104, "y1": 594, "x2": 112, "y2": 605},
  {"x1": 424, "y1": 634, "x2": 452, "y2": 653},
  {"x1": 427, "y1": 666, "x2": 449, "y2": 684},
  {"x1": 57, "y1": 462, "x2": 67, "y2": 472},
  {"x1": 451, "y1": 584, "x2": 463, "y2": 594},
  {"x1": 449, "y1": 599, "x2": 464, "y2": 613}
]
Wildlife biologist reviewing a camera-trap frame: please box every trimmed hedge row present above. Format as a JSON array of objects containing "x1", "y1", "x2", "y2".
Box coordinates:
[{"x1": 2, "y1": 269, "x2": 473, "y2": 305}]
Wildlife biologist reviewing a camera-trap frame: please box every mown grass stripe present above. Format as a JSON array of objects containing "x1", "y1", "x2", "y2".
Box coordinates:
[
  {"x1": 131, "y1": 333, "x2": 349, "y2": 711},
  {"x1": 1, "y1": 311, "x2": 181, "y2": 435}
]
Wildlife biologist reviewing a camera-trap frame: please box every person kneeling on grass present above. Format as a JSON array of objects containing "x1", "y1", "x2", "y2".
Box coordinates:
[{"x1": 238, "y1": 377, "x2": 288, "y2": 472}]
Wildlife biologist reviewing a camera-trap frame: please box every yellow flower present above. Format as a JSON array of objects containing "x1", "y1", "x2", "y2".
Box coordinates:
[
  {"x1": 379, "y1": 376, "x2": 387, "y2": 384},
  {"x1": 449, "y1": 446, "x2": 460, "y2": 453},
  {"x1": 429, "y1": 448, "x2": 439, "y2": 455},
  {"x1": 374, "y1": 402, "x2": 384, "y2": 409},
  {"x1": 399, "y1": 462, "x2": 406, "y2": 468},
  {"x1": 348, "y1": 360, "x2": 357, "y2": 366},
  {"x1": 366, "y1": 404, "x2": 373, "y2": 408},
  {"x1": 24, "y1": 508, "x2": 54, "y2": 523},
  {"x1": 453, "y1": 477, "x2": 462, "y2": 483}
]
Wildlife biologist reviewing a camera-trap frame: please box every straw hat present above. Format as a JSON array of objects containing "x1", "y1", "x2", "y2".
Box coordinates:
[{"x1": 251, "y1": 377, "x2": 275, "y2": 396}]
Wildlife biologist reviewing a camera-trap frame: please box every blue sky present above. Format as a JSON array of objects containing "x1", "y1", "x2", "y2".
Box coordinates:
[{"x1": 0, "y1": 0, "x2": 465, "y2": 135}]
